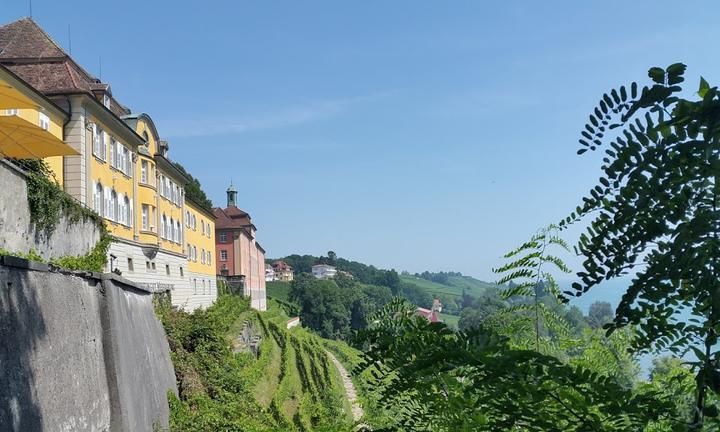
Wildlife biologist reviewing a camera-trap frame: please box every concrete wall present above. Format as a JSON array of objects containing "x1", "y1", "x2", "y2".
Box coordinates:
[
  {"x1": 0, "y1": 257, "x2": 177, "y2": 432},
  {"x1": 0, "y1": 160, "x2": 101, "y2": 260}
]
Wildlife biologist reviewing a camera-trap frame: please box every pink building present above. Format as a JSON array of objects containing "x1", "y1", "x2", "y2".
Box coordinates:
[{"x1": 214, "y1": 184, "x2": 267, "y2": 310}]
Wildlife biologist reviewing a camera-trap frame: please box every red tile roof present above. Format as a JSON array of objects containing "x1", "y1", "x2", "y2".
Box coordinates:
[
  {"x1": 0, "y1": 18, "x2": 129, "y2": 117},
  {"x1": 213, "y1": 206, "x2": 255, "y2": 230},
  {"x1": 273, "y1": 261, "x2": 292, "y2": 271},
  {"x1": 0, "y1": 17, "x2": 65, "y2": 59},
  {"x1": 416, "y1": 307, "x2": 441, "y2": 323}
]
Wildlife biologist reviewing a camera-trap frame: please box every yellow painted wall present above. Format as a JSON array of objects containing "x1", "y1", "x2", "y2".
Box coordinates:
[
  {"x1": 130, "y1": 117, "x2": 183, "y2": 255},
  {"x1": 185, "y1": 201, "x2": 216, "y2": 276},
  {"x1": 87, "y1": 116, "x2": 135, "y2": 241},
  {"x1": 5, "y1": 107, "x2": 65, "y2": 185}
]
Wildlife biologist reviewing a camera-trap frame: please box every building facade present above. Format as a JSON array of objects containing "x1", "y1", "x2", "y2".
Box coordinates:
[
  {"x1": 265, "y1": 264, "x2": 275, "y2": 282},
  {"x1": 312, "y1": 264, "x2": 337, "y2": 280},
  {"x1": 0, "y1": 18, "x2": 217, "y2": 310},
  {"x1": 214, "y1": 185, "x2": 267, "y2": 311},
  {"x1": 272, "y1": 260, "x2": 294, "y2": 282}
]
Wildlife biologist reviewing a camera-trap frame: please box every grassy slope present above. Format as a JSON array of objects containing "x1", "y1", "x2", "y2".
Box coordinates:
[
  {"x1": 250, "y1": 300, "x2": 354, "y2": 430},
  {"x1": 267, "y1": 281, "x2": 291, "y2": 302},
  {"x1": 163, "y1": 296, "x2": 353, "y2": 431},
  {"x1": 400, "y1": 274, "x2": 498, "y2": 298}
]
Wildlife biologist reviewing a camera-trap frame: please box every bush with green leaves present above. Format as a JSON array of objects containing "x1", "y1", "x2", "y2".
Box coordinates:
[{"x1": 355, "y1": 299, "x2": 673, "y2": 431}]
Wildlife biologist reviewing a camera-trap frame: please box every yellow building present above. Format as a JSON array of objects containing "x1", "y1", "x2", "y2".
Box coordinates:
[
  {"x1": 185, "y1": 197, "x2": 218, "y2": 308},
  {"x1": 0, "y1": 18, "x2": 219, "y2": 310}
]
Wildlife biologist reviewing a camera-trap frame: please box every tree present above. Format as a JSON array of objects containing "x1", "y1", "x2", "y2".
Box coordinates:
[
  {"x1": 172, "y1": 162, "x2": 213, "y2": 212},
  {"x1": 494, "y1": 225, "x2": 571, "y2": 351},
  {"x1": 327, "y1": 250, "x2": 337, "y2": 264},
  {"x1": 458, "y1": 288, "x2": 506, "y2": 331},
  {"x1": 563, "y1": 63, "x2": 720, "y2": 427},
  {"x1": 356, "y1": 299, "x2": 673, "y2": 431},
  {"x1": 587, "y1": 301, "x2": 613, "y2": 329}
]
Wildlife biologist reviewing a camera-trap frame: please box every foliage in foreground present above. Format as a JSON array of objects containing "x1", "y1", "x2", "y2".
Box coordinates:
[
  {"x1": 564, "y1": 63, "x2": 720, "y2": 428},
  {"x1": 356, "y1": 299, "x2": 672, "y2": 431}
]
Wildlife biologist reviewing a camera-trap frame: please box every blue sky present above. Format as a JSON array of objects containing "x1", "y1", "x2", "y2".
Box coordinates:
[{"x1": 3, "y1": 1, "x2": 719, "y2": 284}]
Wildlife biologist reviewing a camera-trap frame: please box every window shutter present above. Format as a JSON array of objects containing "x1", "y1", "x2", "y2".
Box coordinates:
[
  {"x1": 104, "y1": 187, "x2": 110, "y2": 218},
  {"x1": 128, "y1": 199, "x2": 133, "y2": 228}
]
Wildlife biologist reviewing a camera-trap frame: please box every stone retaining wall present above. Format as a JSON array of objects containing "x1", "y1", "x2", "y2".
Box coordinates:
[{"x1": 0, "y1": 257, "x2": 177, "y2": 432}]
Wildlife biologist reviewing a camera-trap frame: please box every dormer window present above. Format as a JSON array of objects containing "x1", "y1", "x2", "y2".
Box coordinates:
[
  {"x1": 38, "y1": 112, "x2": 50, "y2": 131},
  {"x1": 103, "y1": 94, "x2": 111, "y2": 108}
]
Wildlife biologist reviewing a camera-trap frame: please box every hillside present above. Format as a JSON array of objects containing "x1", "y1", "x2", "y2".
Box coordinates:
[
  {"x1": 159, "y1": 295, "x2": 358, "y2": 431},
  {"x1": 400, "y1": 274, "x2": 499, "y2": 299}
]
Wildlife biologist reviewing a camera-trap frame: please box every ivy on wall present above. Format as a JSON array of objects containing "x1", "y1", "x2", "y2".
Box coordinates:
[{"x1": 6, "y1": 159, "x2": 111, "y2": 272}]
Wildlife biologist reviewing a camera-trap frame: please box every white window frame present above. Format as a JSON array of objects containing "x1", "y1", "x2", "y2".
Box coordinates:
[
  {"x1": 141, "y1": 160, "x2": 148, "y2": 184},
  {"x1": 141, "y1": 204, "x2": 149, "y2": 230},
  {"x1": 38, "y1": 112, "x2": 50, "y2": 130}
]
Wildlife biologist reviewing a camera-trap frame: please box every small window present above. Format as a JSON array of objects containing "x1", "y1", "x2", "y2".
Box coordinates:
[
  {"x1": 219, "y1": 233, "x2": 227, "y2": 243},
  {"x1": 5, "y1": 109, "x2": 18, "y2": 116},
  {"x1": 141, "y1": 160, "x2": 148, "y2": 183},
  {"x1": 38, "y1": 112, "x2": 50, "y2": 130},
  {"x1": 151, "y1": 262, "x2": 156, "y2": 271},
  {"x1": 193, "y1": 278, "x2": 197, "y2": 295},
  {"x1": 220, "y1": 250, "x2": 227, "y2": 261},
  {"x1": 146, "y1": 261, "x2": 151, "y2": 271},
  {"x1": 103, "y1": 94, "x2": 111, "y2": 108},
  {"x1": 166, "y1": 264, "x2": 170, "y2": 275},
  {"x1": 127, "y1": 258, "x2": 134, "y2": 272},
  {"x1": 201, "y1": 249, "x2": 206, "y2": 264},
  {"x1": 207, "y1": 252, "x2": 212, "y2": 265},
  {"x1": 180, "y1": 267, "x2": 184, "y2": 277}
]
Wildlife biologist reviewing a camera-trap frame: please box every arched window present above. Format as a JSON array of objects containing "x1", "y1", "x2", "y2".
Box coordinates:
[
  {"x1": 94, "y1": 182, "x2": 103, "y2": 216},
  {"x1": 110, "y1": 190, "x2": 118, "y2": 221},
  {"x1": 117, "y1": 193, "x2": 125, "y2": 224},
  {"x1": 176, "y1": 221, "x2": 181, "y2": 243},
  {"x1": 170, "y1": 218, "x2": 175, "y2": 242},
  {"x1": 207, "y1": 251, "x2": 212, "y2": 265},
  {"x1": 193, "y1": 246, "x2": 197, "y2": 262},
  {"x1": 162, "y1": 214, "x2": 167, "y2": 239},
  {"x1": 201, "y1": 248, "x2": 206, "y2": 264}
]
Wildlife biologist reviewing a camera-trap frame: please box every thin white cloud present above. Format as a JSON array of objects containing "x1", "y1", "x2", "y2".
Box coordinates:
[{"x1": 163, "y1": 92, "x2": 392, "y2": 138}]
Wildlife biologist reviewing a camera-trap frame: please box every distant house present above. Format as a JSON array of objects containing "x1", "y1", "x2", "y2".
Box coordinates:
[
  {"x1": 265, "y1": 264, "x2": 275, "y2": 282},
  {"x1": 312, "y1": 264, "x2": 337, "y2": 280},
  {"x1": 273, "y1": 260, "x2": 294, "y2": 282},
  {"x1": 416, "y1": 299, "x2": 443, "y2": 323},
  {"x1": 338, "y1": 270, "x2": 354, "y2": 279}
]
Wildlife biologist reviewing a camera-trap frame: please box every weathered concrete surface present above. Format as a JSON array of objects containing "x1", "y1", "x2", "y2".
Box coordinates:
[
  {"x1": 0, "y1": 160, "x2": 101, "y2": 259},
  {"x1": 101, "y1": 276, "x2": 177, "y2": 432},
  {"x1": 0, "y1": 260, "x2": 177, "y2": 432}
]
